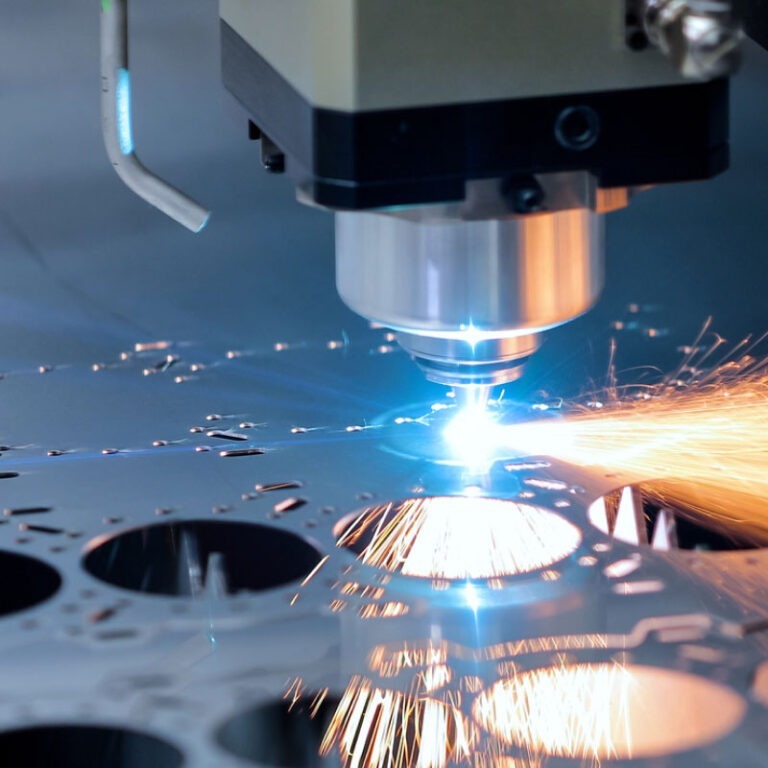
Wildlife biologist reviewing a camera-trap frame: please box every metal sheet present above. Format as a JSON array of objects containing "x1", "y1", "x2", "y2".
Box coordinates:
[{"x1": 2, "y1": 2, "x2": 768, "y2": 765}]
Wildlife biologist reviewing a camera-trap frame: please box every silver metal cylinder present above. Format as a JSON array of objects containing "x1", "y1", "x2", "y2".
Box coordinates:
[{"x1": 335, "y1": 209, "x2": 604, "y2": 386}]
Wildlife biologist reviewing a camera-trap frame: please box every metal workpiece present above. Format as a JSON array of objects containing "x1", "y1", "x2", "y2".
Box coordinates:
[
  {"x1": 8, "y1": 1, "x2": 768, "y2": 765},
  {"x1": 641, "y1": 0, "x2": 742, "y2": 78},
  {"x1": 335, "y1": 209, "x2": 603, "y2": 387},
  {"x1": 0, "y1": 275, "x2": 764, "y2": 767},
  {"x1": 100, "y1": 0, "x2": 210, "y2": 233}
]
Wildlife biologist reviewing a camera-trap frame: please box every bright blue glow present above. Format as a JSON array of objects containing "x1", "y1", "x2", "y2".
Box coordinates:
[
  {"x1": 462, "y1": 581, "x2": 481, "y2": 612},
  {"x1": 443, "y1": 404, "x2": 502, "y2": 467},
  {"x1": 116, "y1": 68, "x2": 134, "y2": 155}
]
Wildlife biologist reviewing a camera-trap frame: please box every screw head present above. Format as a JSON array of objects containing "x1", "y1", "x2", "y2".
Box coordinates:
[{"x1": 554, "y1": 106, "x2": 600, "y2": 151}]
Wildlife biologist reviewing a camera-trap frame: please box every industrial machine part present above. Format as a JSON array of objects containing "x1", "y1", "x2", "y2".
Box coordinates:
[
  {"x1": 335, "y1": 207, "x2": 603, "y2": 386},
  {"x1": 217, "y1": 0, "x2": 734, "y2": 391},
  {"x1": 100, "y1": 0, "x2": 210, "y2": 233},
  {"x1": 103, "y1": 0, "x2": 755, "y2": 389}
]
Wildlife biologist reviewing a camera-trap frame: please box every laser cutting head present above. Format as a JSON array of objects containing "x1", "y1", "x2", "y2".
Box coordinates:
[
  {"x1": 335, "y1": 204, "x2": 604, "y2": 389},
  {"x1": 213, "y1": 0, "x2": 737, "y2": 393}
]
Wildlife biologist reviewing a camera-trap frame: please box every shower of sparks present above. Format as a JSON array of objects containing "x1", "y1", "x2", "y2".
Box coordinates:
[
  {"x1": 498, "y1": 329, "x2": 768, "y2": 542},
  {"x1": 368, "y1": 642, "x2": 449, "y2": 679},
  {"x1": 320, "y1": 675, "x2": 474, "y2": 768},
  {"x1": 338, "y1": 497, "x2": 581, "y2": 580},
  {"x1": 473, "y1": 662, "x2": 746, "y2": 763},
  {"x1": 473, "y1": 757, "x2": 541, "y2": 768},
  {"x1": 473, "y1": 663, "x2": 635, "y2": 762}
]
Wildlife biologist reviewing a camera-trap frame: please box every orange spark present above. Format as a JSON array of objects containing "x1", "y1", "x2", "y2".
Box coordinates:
[
  {"x1": 504, "y1": 334, "x2": 768, "y2": 542},
  {"x1": 358, "y1": 601, "x2": 411, "y2": 620}
]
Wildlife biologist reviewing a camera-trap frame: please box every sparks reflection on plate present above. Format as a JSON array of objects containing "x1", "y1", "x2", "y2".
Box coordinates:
[
  {"x1": 473, "y1": 662, "x2": 746, "y2": 761},
  {"x1": 320, "y1": 675, "x2": 473, "y2": 768}
]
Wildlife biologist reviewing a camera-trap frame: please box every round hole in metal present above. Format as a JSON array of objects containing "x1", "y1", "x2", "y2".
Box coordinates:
[
  {"x1": 0, "y1": 551, "x2": 60, "y2": 615},
  {"x1": 83, "y1": 520, "x2": 323, "y2": 596},
  {"x1": 0, "y1": 725, "x2": 183, "y2": 767},
  {"x1": 216, "y1": 696, "x2": 340, "y2": 767}
]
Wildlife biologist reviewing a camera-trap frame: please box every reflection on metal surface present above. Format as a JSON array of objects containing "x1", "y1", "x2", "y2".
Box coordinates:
[
  {"x1": 474, "y1": 662, "x2": 746, "y2": 761},
  {"x1": 365, "y1": 613, "x2": 718, "y2": 678},
  {"x1": 216, "y1": 696, "x2": 340, "y2": 767},
  {"x1": 84, "y1": 520, "x2": 323, "y2": 596},
  {"x1": 0, "y1": 725, "x2": 183, "y2": 767},
  {"x1": 338, "y1": 497, "x2": 581, "y2": 580},
  {"x1": 292, "y1": 612, "x2": 749, "y2": 768},
  {"x1": 320, "y1": 675, "x2": 473, "y2": 768}
]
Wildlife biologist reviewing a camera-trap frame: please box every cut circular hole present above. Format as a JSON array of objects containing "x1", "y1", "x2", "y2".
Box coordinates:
[
  {"x1": 216, "y1": 696, "x2": 340, "y2": 767},
  {"x1": 337, "y1": 497, "x2": 581, "y2": 580},
  {"x1": 590, "y1": 482, "x2": 768, "y2": 551},
  {"x1": 474, "y1": 663, "x2": 745, "y2": 760},
  {"x1": 0, "y1": 725, "x2": 182, "y2": 767},
  {"x1": 0, "y1": 551, "x2": 60, "y2": 615},
  {"x1": 84, "y1": 520, "x2": 323, "y2": 596}
]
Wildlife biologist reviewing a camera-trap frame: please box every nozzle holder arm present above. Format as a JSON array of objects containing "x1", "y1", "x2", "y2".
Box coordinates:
[{"x1": 100, "y1": 0, "x2": 210, "y2": 233}]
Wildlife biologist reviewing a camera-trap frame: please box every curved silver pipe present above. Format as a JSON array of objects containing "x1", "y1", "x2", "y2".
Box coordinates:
[{"x1": 100, "y1": 0, "x2": 210, "y2": 233}]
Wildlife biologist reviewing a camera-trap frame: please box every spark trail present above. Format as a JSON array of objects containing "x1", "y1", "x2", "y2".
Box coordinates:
[{"x1": 501, "y1": 330, "x2": 768, "y2": 543}]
